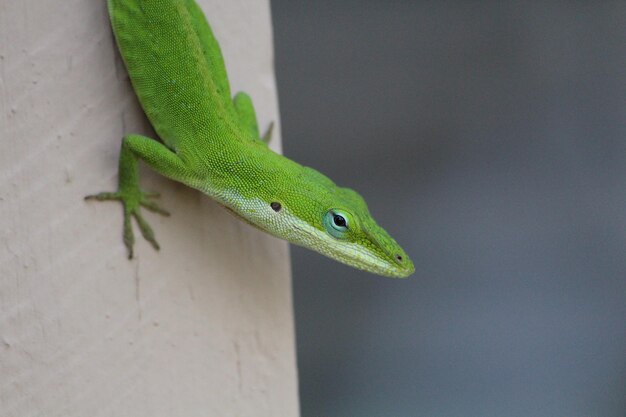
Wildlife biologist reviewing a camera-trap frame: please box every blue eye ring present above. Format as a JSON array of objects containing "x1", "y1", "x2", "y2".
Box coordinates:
[{"x1": 324, "y1": 209, "x2": 350, "y2": 238}]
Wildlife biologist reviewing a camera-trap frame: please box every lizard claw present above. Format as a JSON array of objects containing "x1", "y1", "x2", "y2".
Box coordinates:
[
  {"x1": 84, "y1": 192, "x2": 121, "y2": 201},
  {"x1": 140, "y1": 199, "x2": 170, "y2": 216}
]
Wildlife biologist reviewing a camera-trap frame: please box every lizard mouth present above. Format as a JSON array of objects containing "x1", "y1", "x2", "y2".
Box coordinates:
[
  {"x1": 343, "y1": 244, "x2": 414, "y2": 278},
  {"x1": 314, "y1": 230, "x2": 414, "y2": 278}
]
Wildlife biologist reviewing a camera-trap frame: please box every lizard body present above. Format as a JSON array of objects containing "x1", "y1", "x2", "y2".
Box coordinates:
[{"x1": 87, "y1": 0, "x2": 414, "y2": 278}]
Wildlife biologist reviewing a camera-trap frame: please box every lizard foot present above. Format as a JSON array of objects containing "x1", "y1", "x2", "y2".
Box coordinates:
[{"x1": 85, "y1": 190, "x2": 169, "y2": 258}]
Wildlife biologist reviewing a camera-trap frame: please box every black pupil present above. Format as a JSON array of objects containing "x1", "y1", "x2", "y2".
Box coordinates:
[{"x1": 333, "y1": 214, "x2": 346, "y2": 227}]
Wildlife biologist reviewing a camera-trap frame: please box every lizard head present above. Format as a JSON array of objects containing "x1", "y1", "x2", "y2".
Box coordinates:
[
  {"x1": 313, "y1": 187, "x2": 414, "y2": 278},
  {"x1": 269, "y1": 169, "x2": 415, "y2": 278}
]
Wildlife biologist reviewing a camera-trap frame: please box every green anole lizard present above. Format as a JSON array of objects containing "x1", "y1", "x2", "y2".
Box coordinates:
[{"x1": 86, "y1": 0, "x2": 414, "y2": 278}]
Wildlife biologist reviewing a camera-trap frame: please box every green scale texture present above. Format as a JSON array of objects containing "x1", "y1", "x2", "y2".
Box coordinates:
[{"x1": 87, "y1": 0, "x2": 414, "y2": 278}]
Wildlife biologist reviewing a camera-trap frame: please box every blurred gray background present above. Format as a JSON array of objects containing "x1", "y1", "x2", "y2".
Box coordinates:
[{"x1": 270, "y1": 1, "x2": 626, "y2": 417}]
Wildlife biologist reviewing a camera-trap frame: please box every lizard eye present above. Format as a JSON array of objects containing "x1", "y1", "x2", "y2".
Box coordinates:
[
  {"x1": 324, "y1": 210, "x2": 350, "y2": 238},
  {"x1": 333, "y1": 214, "x2": 346, "y2": 227}
]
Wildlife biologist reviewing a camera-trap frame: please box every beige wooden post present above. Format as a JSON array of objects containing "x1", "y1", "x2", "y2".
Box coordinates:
[{"x1": 0, "y1": 1, "x2": 299, "y2": 416}]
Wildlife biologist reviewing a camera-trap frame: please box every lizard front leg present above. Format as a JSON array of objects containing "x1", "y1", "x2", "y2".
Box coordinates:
[{"x1": 86, "y1": 134, "x2": 188, "y2": 258}]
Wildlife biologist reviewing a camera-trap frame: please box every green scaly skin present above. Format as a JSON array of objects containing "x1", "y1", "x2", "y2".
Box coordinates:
[{"x1": 86, "y1": 0, "x2": 414, "y2": 278}]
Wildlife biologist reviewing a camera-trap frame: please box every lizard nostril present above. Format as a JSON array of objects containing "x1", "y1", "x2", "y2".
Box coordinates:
[
  {"x1": 270, "y1": 202, "x2": 281, "y2": 212},
  {"x1": 396, "y1": 254, "x2": 403, "y2": 262}
]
